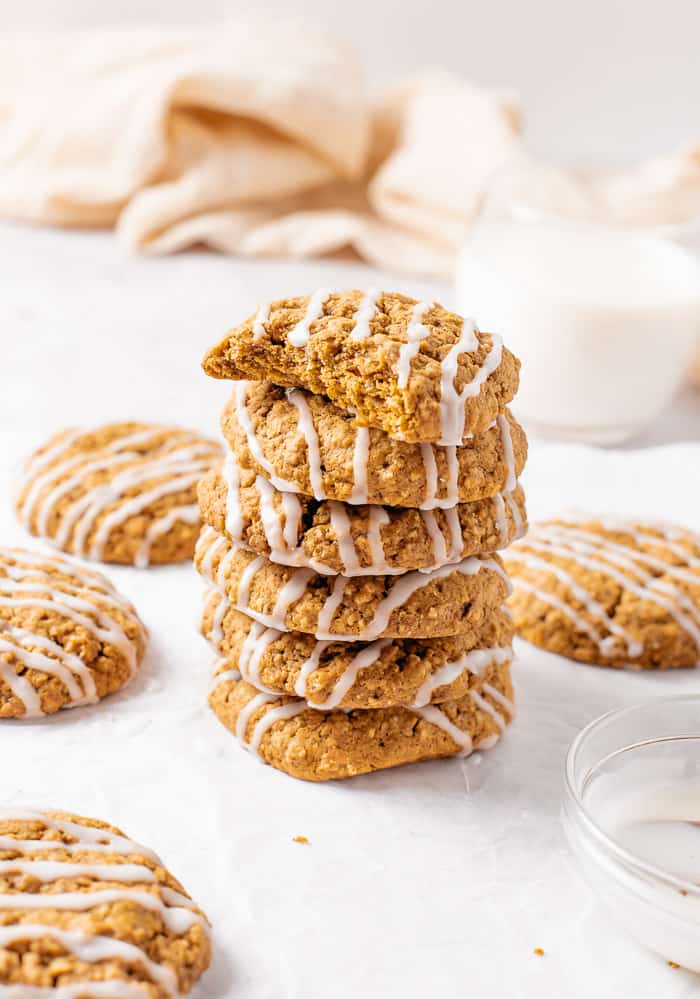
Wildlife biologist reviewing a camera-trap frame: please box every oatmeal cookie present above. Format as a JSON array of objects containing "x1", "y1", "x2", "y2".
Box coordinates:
[
  {"x1": 202, "y1": 290, "x2": 520, "y2": 444},
  {"x1": 221, "y1": 381, "x2": 528, "y2": 508},
  {"x1": 505, "y1": 516, "x2": 700, "y2": 669},
  {"x1": 208, "y1": 660, "x2": 514, "y2": 781},
  {"x1": 16, "y1": 424, "x2": 222, "y2": 567},
  {"x1": 0, "y1": 547, "x2": 147, "y2": 718}
]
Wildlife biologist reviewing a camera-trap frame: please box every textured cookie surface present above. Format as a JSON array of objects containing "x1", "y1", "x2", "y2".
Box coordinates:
[
  {"x1": 202, "y1": 602, "x2": 513, "y2": 708},
  {"x1": 16, "y1": 424, "x2": 222, "y2": 567},
  {"x1": 0, "y1": 808, "x2": 210, "y2": 996},
  {"x1": 195, "y1": 527, "x2": 511, "y2": 641},
  {"x1": 209, "y1": 661, "x2": 514, "y2": 781},
  {"x1": 505, "y1": 516, "x2": 700, "y2": 669},
  {"x1": 199, "y1": 460, "x2": 527, "y2": 575},
  {"x1": 0, "y1": 547, "x2": 147, "y2": 718},
  {"x1": 222, "y1": 381, "x2": 528, "y2": 508},
  {"x1": 202, "y1": 290, "x2": 520, "y2": 444}
]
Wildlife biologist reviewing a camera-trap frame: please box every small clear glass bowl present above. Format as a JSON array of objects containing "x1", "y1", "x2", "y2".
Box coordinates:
[{"x1": 563, "y1": 697, "x2": 700, "y2": 970}]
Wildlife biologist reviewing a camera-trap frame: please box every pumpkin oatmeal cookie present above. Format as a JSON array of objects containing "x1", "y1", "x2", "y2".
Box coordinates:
[{"x1": 202, "y1": 290, "x2": 520, "y2": 444}]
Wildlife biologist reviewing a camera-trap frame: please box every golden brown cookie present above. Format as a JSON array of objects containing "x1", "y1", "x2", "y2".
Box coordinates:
[
  {"x1": 0, "y1": 547, "x2": 147, "y2": 718},
  {"x1": 198, "y1": 459, "x2": 527, "y2": 575},
  {"x1": 209, "y1": 660, "x2": 514, "y2": 781},
  {"x1": 0, "y1": 808, "x2": 210, "y2": 996},
  {"x1": 195, "y1": 527, "x2": 510, "y2": 641},
  {"x1": 16, "y1": 424, "x2": 222, "y2": 567},
  {"x1": 202, "y1": 290, "x2": 520, "y2": 444},
  {"x1": 222, "y1": 381, "x2": 528, "y2": 508},
  {"x1": 202, "y1": 601, "x2": 513, "y2": 709},
  {"x1": 505, "y1": 516, "x2": 700, "y2": 669}
]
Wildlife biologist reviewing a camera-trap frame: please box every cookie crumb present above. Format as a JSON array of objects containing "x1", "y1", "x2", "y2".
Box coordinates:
[
  {"x1": 293, "y1": 835, "x2": 309, "y2": 845},
  {"x1": 667, "y1": 960, "x2": 680, "y2": 969},
  {"x1": 533, "y1": 948, "x2": 545, "y2": 957}
]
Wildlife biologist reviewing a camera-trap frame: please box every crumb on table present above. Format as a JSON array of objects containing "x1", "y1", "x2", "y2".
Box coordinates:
[
  {"x1": 293, "y1": 835, "x2": 310, "y2": 845},
  {"x1": 533, "y1": 948, "x2": 545, "y2": 957},
  {"x1": 667, "y1": 960, "x2": 680, "y2": 969}
]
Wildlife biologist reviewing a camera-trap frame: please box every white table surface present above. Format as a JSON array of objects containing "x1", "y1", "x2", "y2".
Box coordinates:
[{"x1": 2, "y1": 222, "x2": 700, "y2": 998}]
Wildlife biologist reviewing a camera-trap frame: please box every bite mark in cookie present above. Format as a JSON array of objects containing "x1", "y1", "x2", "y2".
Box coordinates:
[{"x1": 202, "y1": 290, "x2": 520, "y2": 444}]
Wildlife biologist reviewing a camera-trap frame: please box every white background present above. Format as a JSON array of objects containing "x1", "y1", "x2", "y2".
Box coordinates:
[
  {"x1": 1, "y1": 223, "x2": 700, "y2": 997},
  {"x1": 2, "y1": 0, "x2": 699, "y2": 164}
]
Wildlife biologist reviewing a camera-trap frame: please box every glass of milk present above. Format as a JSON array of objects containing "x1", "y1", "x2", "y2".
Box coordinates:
[
  {"x1": 455, "y1": 221, "x2": 700, "y2": 444},
  {"x1": 563, "y1": 697, "x2": 700, "y2": 970}
]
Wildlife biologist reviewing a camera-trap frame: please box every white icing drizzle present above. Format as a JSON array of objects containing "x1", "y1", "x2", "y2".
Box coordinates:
[
  {"x1": 221, "y1": 446, "x2": 470, "y2": 576},
  {"x1": 420, "y1": 445, "x2": 439, "y2": 507},
  {"x1": 208, "y1": 666, "x2": 241, "y2": 696},
  {"x1": 205, "y1": 545, "x2": 506, "y2": 641},
  {"x1": 0, "y1": 551, "x2": 144, "y2": 715},
  {"x1": 223, "y1": 451, "x2": 244, "y2": 542},
  {"x1": 19, "y1": 428, "x2": 166, "y2": 529},
  {"x1": 233, "y1": 383, "x2": 297, "y2": 491},
  {"x1": 133, "y1": 504, "x2": 199, "y2": 569},
  {"x1": 470, "y1": 689, "x2": 507, "y2": 731},
  {"x1": 481, "y1": 681, "x2": 515, "y2": 717},
  {"x1": 520, "y1": 532, "x2": 700, "y2": 651},
  {"x1": 328, "y1": 502, "x2": 361, "y2": 574},
  {"x1": 366, "y1": 507, "x2": 391, "y2": 571},
  {"x1": 492, "y1": 493, "x2": 509, "y2": 547},
  {"x1": 411, "y1": 646, "x2": 512, "y2": 708},
  {"x1": 311, "y1": 638, "x2": 393, "y2": 709},
  {"x1": 288, "y1": 288, "x2": 332, "y2": 347},
  {"x1": 235, "y1": 691, "x2": 275, "y2": 742},
  {"x1": 248, "y1": 701, "x2": 307, "y2": 755},
  {"x1": 18, "y1": 428, "x2": 217, "y2": 564},
  {"x1": 0, "y1": 811, "x2": 206, "y2": 959},
  {"x1": 0, "y1": 580, "x2": 138, "y2": 675},
  {"x1": 0, "y1": 983, "x2": 150, "y2": 998},
  {"x1": 237, "y1": 623, "x2": 279, "y2": 692},
  {"x1": 438, "y1": 326, "x2": 503, "y2": 445},
  {"x1": 348, "y1": 427, "x2": 370, "y2": 504},
  {"x1": 420, "y1": 511, "x2": 447, "y2": 565},
  {"x1": 396, "y1": 302, "x2": 431, "y2": 389},
  {"x1": 507, "y1": 548, "x2": 643, "y2": 657},
  {"x1": 0, "y1": 628, "x2": 97, "y2": 716},
  {"x1": 498, "y1": 414, "x2": 517, "y2": 493},
  {"x1": 543, "y1": 522, "x2": 700, "y2": 584},
  {"x1": 271, "y1": 568, "x2": 314, "y2": 621},
  {"x1": 315, "y1": 575, "x2": 349, "y2": 636},
  {"x1": 197, "y1": 526, "x2": 226, "y2": 579},
  {"x1": 414, "y1": 705, "x2": 474, "y2": 756},
  {"x1": 349, "y1": 288, "x2": 380, "y2": 342},
  {"x1": 505, "y1": 491, "x2": 525, "y2": 539},
  {"x1": 437, "y1": 318, "x2": 479, "y2": 445},
  {"x1": 286, "y1": 389, "x2": 326, "y2": 499},
  {"x1": 0, "y1": 888, "x2": 201, "y2": 933},
  {"x1": 0, "y1": 925, "x2": 178, "y2": 997},
  {"x1": 252, "y1": 301, "x2": 270, "y2": 341},
  {"x1": 0, "y1": 810, "x2": 159, "y2": 862},
  {"x1": 294, "y1": 641, "x2": 333, "y2": 698}
]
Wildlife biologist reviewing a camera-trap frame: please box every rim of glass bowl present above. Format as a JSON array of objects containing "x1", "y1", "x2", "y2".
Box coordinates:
[{"x1": 564, "y1": 695, "x2": 700, "y2": 900}]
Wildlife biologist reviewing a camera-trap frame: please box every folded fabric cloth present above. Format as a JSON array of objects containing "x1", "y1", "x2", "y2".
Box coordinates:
[
  {"x1": 0, "y1": 20, "x2": 521, "y2": 277},
  {"x1": 1, "y1": 18, "x2": 700, "y2": 321}
]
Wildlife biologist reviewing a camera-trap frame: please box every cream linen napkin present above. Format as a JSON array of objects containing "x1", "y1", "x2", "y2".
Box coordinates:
[{"x1": 0, "y1": 22, "x2": 522, "y2": 278}]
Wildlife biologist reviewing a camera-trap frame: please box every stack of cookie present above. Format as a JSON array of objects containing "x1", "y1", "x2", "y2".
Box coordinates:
[{"x1": 195, "y1": 290, "x2": 528, "y2": 781}]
